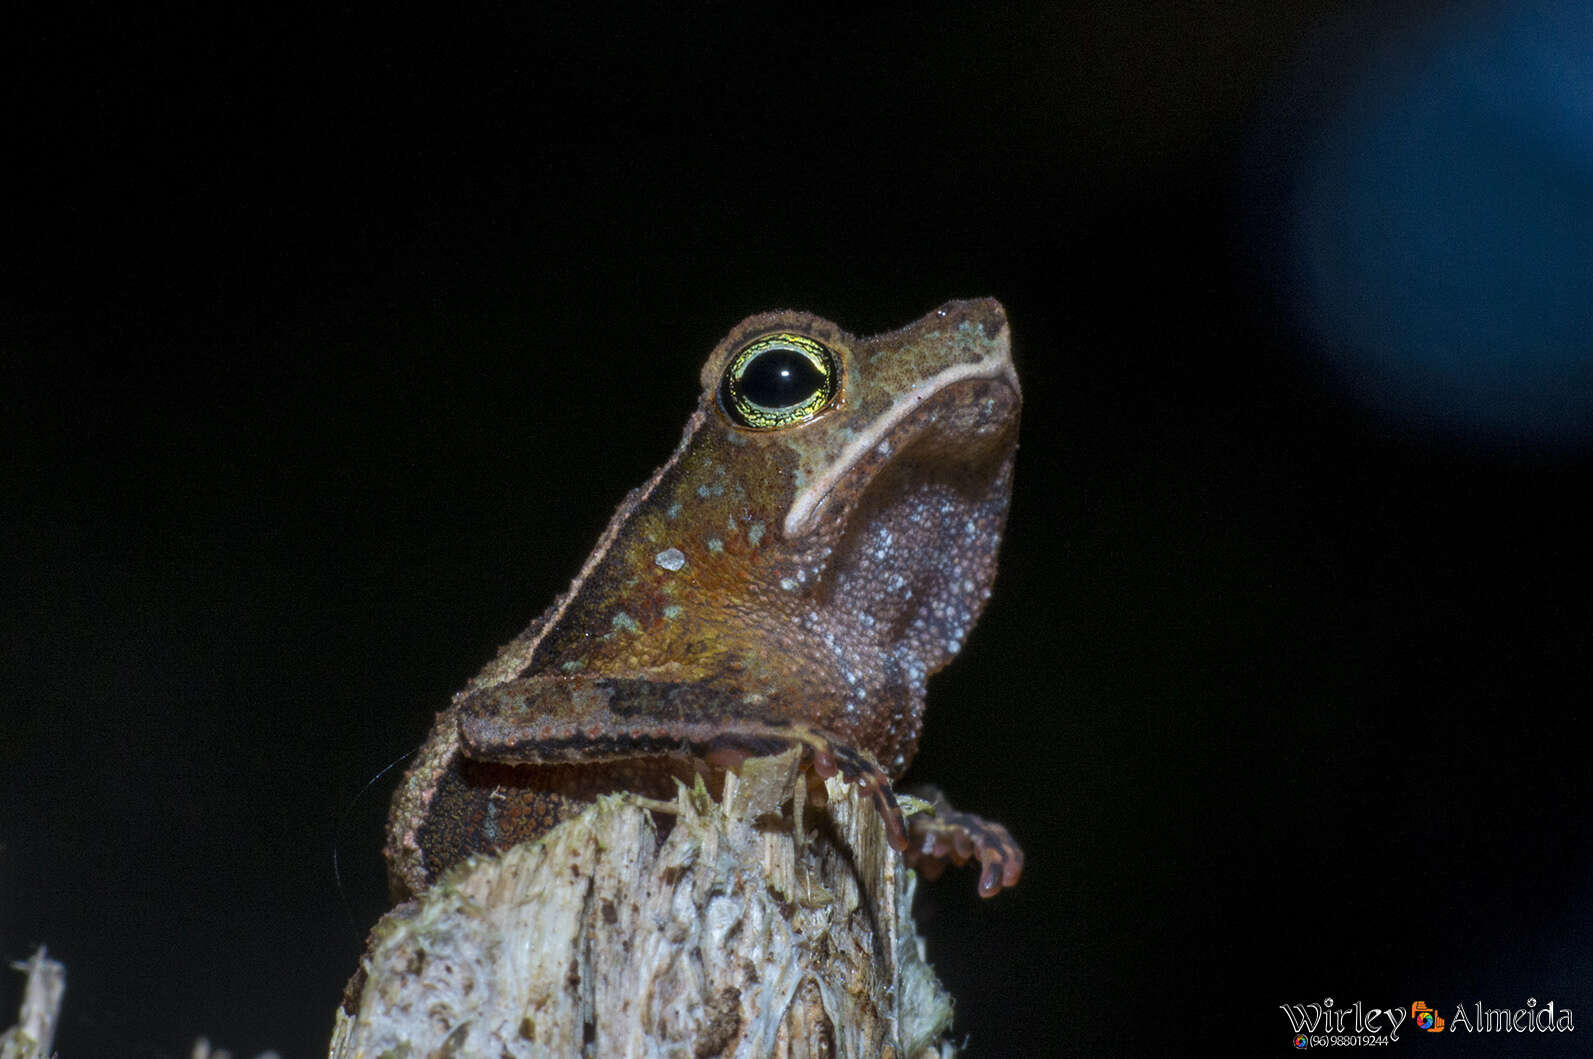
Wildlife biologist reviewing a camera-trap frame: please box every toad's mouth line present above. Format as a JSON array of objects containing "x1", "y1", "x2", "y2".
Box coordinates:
[{"x1": 784, "y1": 356, "x2": 1020, "y2": 538}]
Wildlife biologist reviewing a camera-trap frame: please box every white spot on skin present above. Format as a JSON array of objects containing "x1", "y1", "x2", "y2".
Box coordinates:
[
  {"x1": 667, "y1": 502, "x2": 682, "y2": 519},
  {"x1": 780, "y1": 578, "x2": 798, "y2": 592},
  {"x1": 707, "y1": 538, "x2": 724, "y2": 554},
  {"x1": 663, "y1": 604, "x2": 683, "y2": 620},
  {"x1": 748, "y1": 523, "x2": 765, "y2": 546},
  {"x1": 611, "y1": 612, "x2": 640, "y2": 633},
  {"x1": 655, "y1": 547, "x2": 686, "y2": 571}
]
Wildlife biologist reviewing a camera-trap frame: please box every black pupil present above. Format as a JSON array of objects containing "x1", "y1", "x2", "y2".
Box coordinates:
[{"x1": 739, "y1": 348, "x2": 823, "y2": 408}]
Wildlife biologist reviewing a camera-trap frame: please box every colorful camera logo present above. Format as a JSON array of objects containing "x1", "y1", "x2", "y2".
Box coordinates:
[
  {"x1": 1412, "y1": 1001, "x2": 1445, "y2": 1032},
  {"x1": 1293, "y1": 1032, "x2": 1309, "y2": 1048}
]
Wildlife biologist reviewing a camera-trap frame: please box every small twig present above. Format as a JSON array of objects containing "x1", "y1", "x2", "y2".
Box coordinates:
[{"x1": 1, "y1": 947, "x2": 66, "y2": 1059}]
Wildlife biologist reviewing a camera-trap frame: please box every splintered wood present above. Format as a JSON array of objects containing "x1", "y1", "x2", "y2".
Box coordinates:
[{"x1": 332, "y1": 751, "x2": 955, "y2": 1058}]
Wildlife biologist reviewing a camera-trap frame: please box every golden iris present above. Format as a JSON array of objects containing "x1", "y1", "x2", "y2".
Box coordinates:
[{"x1": 719, "y1": 333, "x2": 839, "y2": 429}]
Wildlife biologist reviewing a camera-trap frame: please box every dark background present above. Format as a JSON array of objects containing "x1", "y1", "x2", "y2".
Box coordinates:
[{"x1": 6, "y1": 3, "x2": 1591, "y2": 1056}]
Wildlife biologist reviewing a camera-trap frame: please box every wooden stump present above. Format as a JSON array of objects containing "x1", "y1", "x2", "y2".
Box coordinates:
[{"x1": 331, "y1": 751, "x2": 955, "y2": 1058}]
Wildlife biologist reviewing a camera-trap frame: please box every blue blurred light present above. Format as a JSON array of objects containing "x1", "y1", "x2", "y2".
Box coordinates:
[{"x1": 1280, "y1": 3, "x2": 1593, "y2": 448}]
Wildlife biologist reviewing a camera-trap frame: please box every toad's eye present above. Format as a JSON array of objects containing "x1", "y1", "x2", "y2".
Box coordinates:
[{"x1": 719, "y1": 333, "x2": 839, "y2": 430}]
